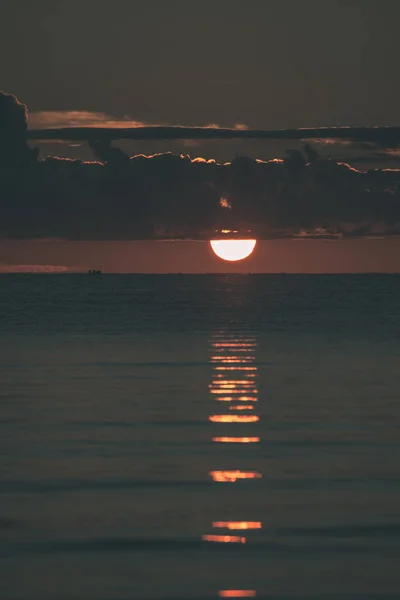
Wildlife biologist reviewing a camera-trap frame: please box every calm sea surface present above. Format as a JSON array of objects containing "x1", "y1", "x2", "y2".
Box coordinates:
[{"x1": 1, "y1": 274, "x2": 400, "y2": 599}]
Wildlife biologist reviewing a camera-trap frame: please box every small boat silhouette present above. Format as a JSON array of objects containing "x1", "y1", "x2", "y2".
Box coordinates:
[{"x1": 87, "y1": 269, "x2": 102, "y2": 275}]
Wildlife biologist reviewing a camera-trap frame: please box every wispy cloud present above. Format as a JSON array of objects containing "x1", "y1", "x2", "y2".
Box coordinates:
[
  {"x1": 29, "y1": 111, "x2": 150, "y2": 130},
  {"x1": 28, "y1": 111, "x2": 249, "y2": 132},
  {"x1": 27, "y1": 124, "x2": 400, "y2": 148},
  {"x1": 0, "y1": 264, "x2": 70, "y2": 273}
]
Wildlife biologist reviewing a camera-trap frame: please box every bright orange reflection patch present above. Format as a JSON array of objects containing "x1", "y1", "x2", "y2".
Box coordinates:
[
  {"x1": 215, "y1": 396, "x2": 258, "y2": 400},
  {"x1": 213, "y1": 379, "x2": 254, "y2": 385},
  {"x1": 202, "y1": 534, "x2": 246, "y2": 544},
  {"x1": 212, "y1": 388, "x2": 258, "y2": 394},
  {"x1": 213, "y1": 521, "x2": 262, "y2": 530},
  {"x1": 210, "y1": 389, "x2": 258, "y2": 395},
  {"x1": 229, "y1": 405, "x2": 254, "y2": 410},
  {"x1": 214, "y1": 366, "x2": 257, "y2": 371},
  {"x1": 212, "y1": 386, "x2": 255, "y2": 392},
  {"x1": 219, "y1": 591, "x2": 256, "y2": 598},
  {"x1": 209, "y1": 415, "x2": 259, "y2": 423},
  {"x1": 210, "y1": 470, "x2": 262, "y2": 482},
  {"x1": 212, "y1": 437, "x2": 260, "y2": 443},
  {"x1": 212, "y1": 386, "x2": 256, "y2": 392},
  {"x1": 211, "y1": 356, "x2": 254, "y2": 363}
]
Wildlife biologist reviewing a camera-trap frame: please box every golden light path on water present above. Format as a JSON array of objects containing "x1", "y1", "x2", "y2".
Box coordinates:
[
  {"x1": 210, "y1": 240, "x2": 257, "y2": 262},
  {"x1": 203, "y1": 330, "x2": 262, "y2": 597}
]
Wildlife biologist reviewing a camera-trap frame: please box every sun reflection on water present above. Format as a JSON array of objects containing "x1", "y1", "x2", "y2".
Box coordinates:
[
  {"x1": 212, "y1": 436, "x2": 260, "y2": 443},
  {"x1": 205, "y1": 330, "x2": 262, "y2": 595},
  {"x1": 209, "y1": 415, "x2": 259, "y2": 423},
  {"x1": 219, "y1": 591, "x2": 257, "y2": 598},
  {"x1": 202, "y1": 534, "x2": 247, "y2": 544},
  {"x1": 212, "y1": 521, "x2": 262, "y2": 530},
  {"x1": 209, "y1": 470, "x2": 262, "y2": 482},
  {"x1": 212, "y1": 436, "x2": 260, "y2": 444}
]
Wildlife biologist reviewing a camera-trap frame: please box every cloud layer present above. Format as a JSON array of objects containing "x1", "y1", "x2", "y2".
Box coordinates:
[
  {"x1": 1, "y1": 90, "x2": 400, "y2": 240},
  {"x1": 28, "y1": 111, "x2": 249, "y2": 133},
  {"x1": 29, "y1": 111, "x2": 151, "y2": 130},
  {"x1": 27, "y1": 122, "x2": 400, "y2": 147}
]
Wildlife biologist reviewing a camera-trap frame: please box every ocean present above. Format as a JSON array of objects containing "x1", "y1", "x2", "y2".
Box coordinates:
[{"x1": 1, "y1": 274, "x2": 399, "y2": 599}]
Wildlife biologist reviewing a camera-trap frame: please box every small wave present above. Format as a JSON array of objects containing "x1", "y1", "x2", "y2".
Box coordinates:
[
  {"x1": 81, "y1": 361, "x2": 210, "y2": 368},
  {"x1": 70, "y1": 419, "x2": 212, "y2": 428},
  {"x1": 0, "y1": 478, "x2": 212, "y2": 494},
  {"x1": 3, "y1": 536, "x2": 398, "y2": 559},
  {"x1": 281, "y1": 522, "x2": 400, "y2": 538},
  {"x1": 1, "y1": 475, "x2": 398, "y2": 495}
]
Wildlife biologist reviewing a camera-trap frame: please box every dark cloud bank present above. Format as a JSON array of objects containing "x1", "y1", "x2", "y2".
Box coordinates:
[{"x1": 1, "y1": 90, "x2": 400, "y2": 240}]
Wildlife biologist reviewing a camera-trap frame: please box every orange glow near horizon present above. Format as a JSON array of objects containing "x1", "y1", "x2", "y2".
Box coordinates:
[
  {"x1": 210, "y1": 239, "x2": 257, "y2": 262},
  {"x1": 202, "y1": 534, "x2": 246, "y2": 544},
  {"x1": 210, "y1": 470, "x2": 262, "y2": 482}
]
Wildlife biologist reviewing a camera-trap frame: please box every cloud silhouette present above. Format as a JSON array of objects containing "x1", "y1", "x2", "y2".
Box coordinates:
[
  {"x1": 1, "y1": 90, "x2": 400, "y2": 240},
  {"x1": 0, "y1": 91, "x2": 38, "y2": 169}
]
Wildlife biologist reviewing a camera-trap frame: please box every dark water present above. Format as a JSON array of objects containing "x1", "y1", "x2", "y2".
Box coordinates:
[{"x1": 1, "y1": 274, "x2": 400, "y2": 599}]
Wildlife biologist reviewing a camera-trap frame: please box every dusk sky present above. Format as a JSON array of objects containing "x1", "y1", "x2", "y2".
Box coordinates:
[
  {"x1": 2, "y1": 0, "x2": 400, "y2": 129},
  {"x1": 1, "y1": 0, "x2": 400, "y2": 272}
]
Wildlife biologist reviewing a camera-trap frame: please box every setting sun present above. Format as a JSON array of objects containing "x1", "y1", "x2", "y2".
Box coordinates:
[{"x1": 210, "y1": 239, "x2": 257, "y2": 262}]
